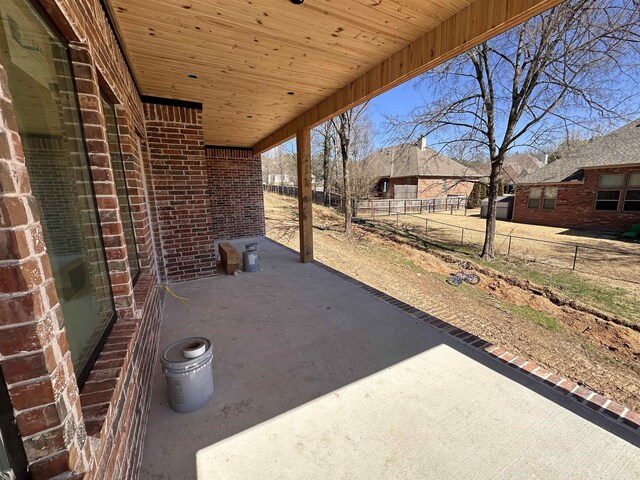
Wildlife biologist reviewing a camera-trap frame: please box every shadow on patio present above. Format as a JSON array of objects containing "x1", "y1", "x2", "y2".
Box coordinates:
[{"x1": 140, "y1": 239, "x2": 639, "y2": 480}]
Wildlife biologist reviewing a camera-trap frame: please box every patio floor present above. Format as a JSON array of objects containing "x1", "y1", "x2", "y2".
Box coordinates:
[{"x1": 140, "y1": 238, "x2": 640, "y2": 480}]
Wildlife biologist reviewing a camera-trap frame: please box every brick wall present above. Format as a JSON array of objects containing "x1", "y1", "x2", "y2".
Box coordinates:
[
  {"x1": 70, "y1": 44, "x2": 136, "y2": 320},
  {"x1": 144, "y1": 102, "x2": 216, "y2": 282},
  {"x1": 386, "y1": 176, "x2": 474, "y2": 199},
  {"x1": 207, "y1": 146, "x2": 265, "y2": 240},
  {"x1": 418, "y1": 177, "x2": 474, "y2": 199},
  {"x1": 1, "y1": 2, "x2": 165, "y2": 480},
  {"x1": 0, "y1": 62, "x2": 92, "y2": 479},
  {"x1": 1, "y1": 1, "x2": 271, "y2": 478},
  {"x1": 513, "y1": 166, "x2": 640, "y2": 232}
]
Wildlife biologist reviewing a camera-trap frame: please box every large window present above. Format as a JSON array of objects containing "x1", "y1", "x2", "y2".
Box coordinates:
[
  {"x1": 623, "y1": 172, "x2": 640, "y2": 212},
  {"x1": 1, "y1": 0, "x2": 115, "y2": 382},
  {"x1": 527, "y1": 188, "x2": 541, "y2": 208},
  {"x1": 101, "y1": 93, "x2": 140, "y2": 280},
  {"x1": 595, "y1": 174, "x2": 624, "y2": 211}
]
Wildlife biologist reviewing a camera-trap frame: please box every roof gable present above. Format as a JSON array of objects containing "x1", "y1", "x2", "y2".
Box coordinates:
[{"x1": 365, "y1": 143, "x2": 483, "y2": 179}]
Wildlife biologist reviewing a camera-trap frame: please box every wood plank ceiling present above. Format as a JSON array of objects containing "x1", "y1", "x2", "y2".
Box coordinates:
[{"x1": 106, "y1": 0, "x2": 474, "y2": 147}]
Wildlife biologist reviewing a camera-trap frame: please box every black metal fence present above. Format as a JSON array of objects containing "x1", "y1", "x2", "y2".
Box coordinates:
[
  {"x1": 374, "y1": 214, "x2": 640, "y2": 284},
  {"x1": 263, "y1": 184, "x2": 343, "y2": 208}
]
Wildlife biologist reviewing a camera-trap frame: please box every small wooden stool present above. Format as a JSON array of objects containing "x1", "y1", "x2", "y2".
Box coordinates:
[{"x1": 219, "y1": 243, "x2": 241, "y2": 275}]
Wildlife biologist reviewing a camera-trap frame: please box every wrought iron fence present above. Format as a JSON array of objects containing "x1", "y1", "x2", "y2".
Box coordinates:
[{"x1": 371, "y1": 214, "x2": 640, "y2": 284}]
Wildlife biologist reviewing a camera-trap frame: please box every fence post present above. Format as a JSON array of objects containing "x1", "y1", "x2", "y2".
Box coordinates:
[
  {"x1": 572, "y1": 245, "x2": 578, "y2": 270},
  {"x1": 388, "y1": 200, "x2": 391, "y2": 216},
  {"x1": 419, "y1": 200, "x2": 423, "y2": 215},
  {"x1": 508, "y1": 236, "x2": 512, "y2": 256},
  {"x1": 404, "y1": 199, "x2": 407, "y2": 214},
  {"x1": 450, "y1": 205, "x2": 454, "y2": 215},
  {"x1": 461, "y1": 228, "x2": 465, "y2": 246},
  {"x1": 425, "y1": 218, "x2": 428, "y2": 236}
]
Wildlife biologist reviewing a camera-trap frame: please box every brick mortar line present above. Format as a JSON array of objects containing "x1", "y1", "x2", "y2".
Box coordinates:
[{"x1": 303, "y1": 253, "x2": 640, "y2": 434}]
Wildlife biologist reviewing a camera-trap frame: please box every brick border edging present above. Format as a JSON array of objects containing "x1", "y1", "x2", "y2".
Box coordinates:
[{"x1": 292, "y1": 248, "x2": 640, "y2": 434}]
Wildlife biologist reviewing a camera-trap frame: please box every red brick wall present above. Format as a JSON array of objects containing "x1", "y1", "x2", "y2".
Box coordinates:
[
  {"x1": 386, "y1": 176, "x2": 474, "y2": 199},
  {"x1": 144, "y1": 103, "x2": 216, "y2": 282},
  {"x1": 0, "y1": 2, "x2": 164, "y2": 480},
  {"x1": 513, "y1": 166, "x2": 640, "y2": 232},
  {"x1": 0, "y1": 62, "x2": 92, "y2": 479},
  {"x1": 418, "y1": 177, "x2": 474, "y2": 199},
  {"x1": 70, "y1": 44, "x2": 137, "y2": 320},
  {"x1": 207, "y1": 146, "x2": 265, "y2": 240}
]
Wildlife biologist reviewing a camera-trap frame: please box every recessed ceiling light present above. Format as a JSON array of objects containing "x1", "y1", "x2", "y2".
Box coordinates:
[
  {"x1": 187, "y1": 74, "x2": 198, "y2": 79},
  {"x1": 287, "y1": 91, "x2": 295, "y2": 95}
]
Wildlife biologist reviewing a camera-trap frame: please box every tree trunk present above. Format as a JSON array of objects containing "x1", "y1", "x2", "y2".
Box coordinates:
[
  {"x1": 322, "y1": 131, "x2": 331, "y2": 206},
  {"x1": 341, "y1": 140, "x2": 352, "y2": 236},
  {"x1": 481, "y1": 157, "x2": 502, "y2": 259}
]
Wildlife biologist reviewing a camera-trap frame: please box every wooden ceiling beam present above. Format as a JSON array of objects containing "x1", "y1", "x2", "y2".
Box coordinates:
[{"x1": 252, "y1": 0, "x2": 562, "y2": 155}]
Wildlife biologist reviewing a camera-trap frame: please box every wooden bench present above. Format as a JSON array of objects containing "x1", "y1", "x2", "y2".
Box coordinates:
[{"x1": 219, "y1": 243, "x2": 241, "y2": 275}]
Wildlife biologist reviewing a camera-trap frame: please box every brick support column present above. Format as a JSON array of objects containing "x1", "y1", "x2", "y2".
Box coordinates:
[
  {"x1": 69, "y1": 44, "x2": 136, "y2": 318},
  {"x1": 0, "y1": 63, "x2": 89, "y2": 479},
  {"x1": 206, "y1": 146, "x2": 265, "y2": 240},
  {"x1": 144, "y1": 102, "x2": 215, "y2": 282}
]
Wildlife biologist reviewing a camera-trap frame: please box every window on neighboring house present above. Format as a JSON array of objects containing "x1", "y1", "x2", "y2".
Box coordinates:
[
  {"x1": 527, "y1": 188, "x2": 542, "y2": 208},
  {"x1": 442, "y1": 179, "x2": 447, "y2": 192},
  {"x1": 542, "y1": 186, "x2": 557, "y2": 209},
  {"x1": 1, "y1": 0, "x2": 115, "y2": 384},
  {"x1": 624, "y1": 173, "x2": 640, "y2": 212},
  {"x1": 595, "y1": 174, "x2": 624, "y2": 211},
  {"x1": 101, "y1": 93, "x2": 141, "y2": 281},
  {"x1": 382, "y1": 179, "x2": 388, "y2": 193}
]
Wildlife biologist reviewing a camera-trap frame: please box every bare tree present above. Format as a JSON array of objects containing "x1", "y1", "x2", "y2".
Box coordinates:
[
  {"x1": 331, "y1": 103, "x2": 371, "y2": 235},
  {"x1": 312, "y1": 121, "x2": 335, "y2": 205},
  {"x1": 389, "y1": 0, "x2": 640, "y2": 258}
]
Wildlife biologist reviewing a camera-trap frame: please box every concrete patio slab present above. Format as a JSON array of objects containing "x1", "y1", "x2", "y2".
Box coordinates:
[{"x1": 140, "y1": 238, "x2": 639, "y2": 480}]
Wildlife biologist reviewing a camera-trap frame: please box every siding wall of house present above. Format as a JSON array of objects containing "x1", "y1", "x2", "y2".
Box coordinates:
[
  {"x1": 0, "y1": 1, "x2": 265, "y2": 479},
  {"x1": 513, "y1": 166, "x2": 640, "y2": 232}
]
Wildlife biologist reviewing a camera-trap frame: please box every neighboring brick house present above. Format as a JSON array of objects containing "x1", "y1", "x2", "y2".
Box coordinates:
[
  {"x1": 513, "y1": 121, "x2": 640, "y2": 233},
  {"x1": 365, "y1": 138, "x2": 483, "y2": 199}
]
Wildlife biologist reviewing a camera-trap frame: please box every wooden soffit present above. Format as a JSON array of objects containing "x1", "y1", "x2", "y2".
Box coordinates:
[{"x1": 105, "y1": 0, "x2": 562, "y2": 151}]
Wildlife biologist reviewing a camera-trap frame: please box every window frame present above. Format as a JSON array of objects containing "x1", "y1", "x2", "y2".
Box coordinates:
[
  {"x1": 542, "y1": 186, "x2": 557, "y2": 210},
  {"x1": 100, "y1": 91, "x2": 141, "y2": 285},
  {"x1": 623, "y1": 172, "x2": 640, "y2": 212},
  {"x1": 594, "y1": 174, "x2": 624, "y2": 212},
  {"x1": 527, "y1": 187, "x2": 542, "y2": 209}
]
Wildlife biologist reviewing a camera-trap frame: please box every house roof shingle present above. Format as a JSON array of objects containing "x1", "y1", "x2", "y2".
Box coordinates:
[
  {"x1": 365, "y1": 142, "x2": 483, "y2": 179},
  {"x1": 519, "y1": 121, "x2": 640, "y2": 184},
  {"x1": 471, "y1": 153, "x2": 545, "y2": 181}
]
